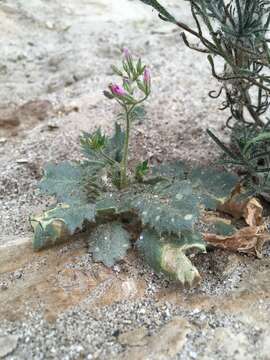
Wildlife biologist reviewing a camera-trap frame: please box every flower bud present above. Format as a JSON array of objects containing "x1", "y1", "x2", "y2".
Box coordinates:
[
  {"x1": 143, "y1": 67, "x2": 151, "y2": 85},
  {"x1": 109, "y1": 84, "x2": 126, "y2": 97},
  {"x1": 123, "y1": 47, "x2": 131, "y2": 60},
  {"x1": 143, "y1": 68, "x2": 151, "y2": 94}
]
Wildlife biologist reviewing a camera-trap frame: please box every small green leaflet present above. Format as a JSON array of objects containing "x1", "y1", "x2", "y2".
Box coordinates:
[
  {"x1": 80, "y1": 122, "x2": 125, "y2": 164},
  {"x1": 89, "y1": 222, "x2": 131, "y2": 267}
]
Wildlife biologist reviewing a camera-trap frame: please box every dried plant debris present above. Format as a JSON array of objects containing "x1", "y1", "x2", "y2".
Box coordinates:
[
  {"x1": 203, "y1": 191, "x2": 269, "y2": 258},
  {"x1": 204, "y1": 224, "x2": 270, "y2": 258}
]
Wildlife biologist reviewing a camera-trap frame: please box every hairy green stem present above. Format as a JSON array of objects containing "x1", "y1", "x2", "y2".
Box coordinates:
[
  {"x1": 120, "y1": 96, "x2": 148, "y2": 189},
  {"x1": 120, "y1": 106, "x2": 131, "y2": 188}
]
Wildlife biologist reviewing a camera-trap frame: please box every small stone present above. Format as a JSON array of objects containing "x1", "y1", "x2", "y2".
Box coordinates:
[
  {"x1": 0, "y1": 335, "x2": 18, "y2": 358},
  {"x1": 46, "y1": 21, "x2": 54, "y2": 30},
  {"x1": 0, "y1": 282, "x2": 8, "y2": 290},
  {"x1": 118, "y1": 327, "x2": 149, "y2": 347},
  {"x1": 16, "y1": 159, "x2": 29, "y2": 164},
  {"x1": 47, "y1": 122, "x2": 59, "y2": 131},
  {"x1": 14, "y1": 270, "x2": 23, "y2": 279},
  {"x1": 119, "y1": 317, "x2": 193, "y2": 360}
]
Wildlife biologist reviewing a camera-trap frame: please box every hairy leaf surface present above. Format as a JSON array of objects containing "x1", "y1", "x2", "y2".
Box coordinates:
[
  {"x1": 80, "y1": 122, "x2": 125, "y2": 164},
  {"x1": 39, "y1": 161, "x2": 101, "y2": 204},
  {"x1": 89, "y1": 222, "x2": 131, "y2": 267},
  {"x1": 190, "y1": 167, "x2": 238, "y2": 209},
  {"x1": 152, "y1": 161, "x2": 187, "y2": 180},
  {"x1": 132, "y1": 180, "x2": 200, "y2": 235}
]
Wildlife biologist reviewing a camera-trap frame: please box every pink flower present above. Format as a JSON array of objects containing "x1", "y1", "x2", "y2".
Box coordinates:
[
  {"x1": 143, "y1": 67, "x2": 151, "y2": 85},
  {"x1": 110, "y1": 84, "x2": 126, "y2": 97}
]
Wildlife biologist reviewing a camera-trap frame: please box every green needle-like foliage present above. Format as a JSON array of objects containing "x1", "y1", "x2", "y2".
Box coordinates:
[
  {"x1": 139, "y1": 0, "x2": 270, "y2": 128},
  {"x1": 138, "y1": 0, "x2": 270, "y2": 198}
]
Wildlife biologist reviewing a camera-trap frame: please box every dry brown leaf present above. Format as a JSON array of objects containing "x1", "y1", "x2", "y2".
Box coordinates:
[
  {"x1": 204, "y1": 225, "x2": 270, "y2": 258},
  {"x1": 218, "y1": 184, "x2": 263, "y2": 226},
  {"x1": 202, "y1": 211, "x2": 232, "y2": 225},
  {"x1": 218, "y1": 185, "x2": 247, "y2": 219},
  {"x1": 243, "y1": 198, "x2": 263, "y2": 226}
]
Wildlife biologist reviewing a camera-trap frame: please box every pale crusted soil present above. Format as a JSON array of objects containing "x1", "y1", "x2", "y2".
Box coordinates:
[{"x1": 0, "y1": 1, "x2": 269, "y2": 359}]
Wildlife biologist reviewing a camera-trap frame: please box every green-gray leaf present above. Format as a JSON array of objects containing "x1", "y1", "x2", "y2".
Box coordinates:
[
  {"x1": 31, "y1": 203, "x2": 96, "y2": 250},
  {"x1": 89, "y1": 222, "x2": 131, "y2": 267},
  {"x1": 190, "y1": 167, "x2": 238, "y2": 210},
  {"x1": 132, "y1": 180, "x2": 200, "y2": 235},
  {"x1": 152, "y1": 161, "x2": 187, "y2": 180},
  {"x1": 39, "y1": 161, "x2": 100, "y2": 205},
  {"x1": 137, "y1": 229, "x2": 206, "y2": 287}
]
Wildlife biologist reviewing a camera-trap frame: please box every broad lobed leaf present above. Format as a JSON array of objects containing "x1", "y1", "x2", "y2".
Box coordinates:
[
  {"x1": 190, "y1": 167, "x2": 238, "y2": 210},
  {"x1": 132, "y1": 187, "x2": 200, "y2": 235},
  {"x1": 39, "y1": 161, "x2": 102, "y2": 205}
]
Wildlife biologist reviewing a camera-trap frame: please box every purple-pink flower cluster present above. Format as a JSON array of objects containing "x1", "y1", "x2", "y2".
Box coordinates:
[
  {"x1": 106, "y1": 48, "x2": 151, "y2": 101},
  {"x1": 110, "y1": 84, "x2": 126, "y2": 97}
]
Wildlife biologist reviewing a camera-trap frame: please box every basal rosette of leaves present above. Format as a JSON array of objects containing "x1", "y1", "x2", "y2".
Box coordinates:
[{"x1": 30, "y1": 50, "x2": 239, "y2": 287}]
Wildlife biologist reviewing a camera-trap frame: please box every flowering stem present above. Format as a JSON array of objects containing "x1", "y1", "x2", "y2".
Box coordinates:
[
  {"x1": 120, "y1": 105, "x2": 131, "y2": 188},
  {"x1": 120, "y1": 96, "x2": 148, "y2": 189}
]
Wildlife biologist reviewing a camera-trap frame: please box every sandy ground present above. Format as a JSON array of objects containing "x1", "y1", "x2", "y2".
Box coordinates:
[{"x1": 0, "y1": 1, "x2": 270, "y2": 359}]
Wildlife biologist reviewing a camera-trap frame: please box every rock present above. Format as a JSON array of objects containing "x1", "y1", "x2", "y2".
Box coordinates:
[
  {"x1": 0, "y1": 100, "x2": 54, "y2": 137},
  {"x1": 202, "y1": 327, "x2": 252, "y2": 360},
  {"x1": 260, "y1": 331, "x2": 270, "y2": 360},
  {"x1": 88, "y1": 277, "x2": 146, "y2": 308},
  {"x1": 18, "y1": 100, "x2": 53, "y2": 123},
  {"x1": 45, "y1": 21, "x2": 54, "y2": 30},
  {"x1": 118, "y1": 327, "x2": 149, "y2": 347},
  {"x1": 0, "y1": 106, "x2": 20, "y2": 128},
  {"x1": 0, "y1": 335, "x2": 18, "y2": 358},
  {"x1": 0, "y1": 236, "x2": 146, "y2": 322},
  {"x1": 118, "y1": 317, "x2": 192, "y2": 360}
]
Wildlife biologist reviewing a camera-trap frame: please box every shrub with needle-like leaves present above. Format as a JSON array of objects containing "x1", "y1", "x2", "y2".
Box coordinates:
[{"x1": 139, "y1": 0, "x2": 270, "y2": 196}]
